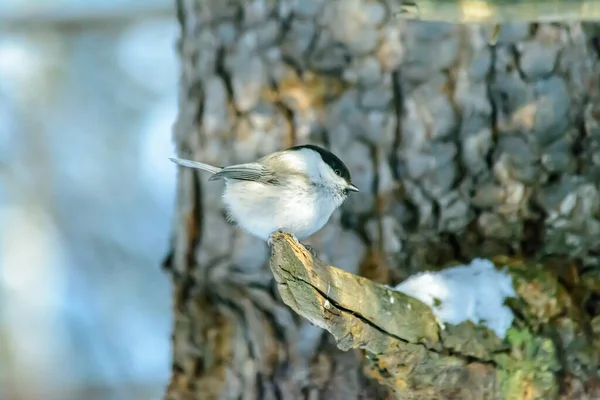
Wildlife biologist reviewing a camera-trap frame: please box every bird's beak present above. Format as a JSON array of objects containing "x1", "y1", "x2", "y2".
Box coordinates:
[{"x1": 346, "y1": 183, "x2": 359, "y2": 192}]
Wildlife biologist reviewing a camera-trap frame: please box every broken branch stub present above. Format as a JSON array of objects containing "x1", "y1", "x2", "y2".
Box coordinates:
[
  {"x1": 267, "y1": 232, "x2": 512, "y2": 398},
  {"x1": 268, "y1": 232, "x2": 441, "y2": 351},
  {"x1": 266, "y1": 233, "x2": 581, "y2": 398}
]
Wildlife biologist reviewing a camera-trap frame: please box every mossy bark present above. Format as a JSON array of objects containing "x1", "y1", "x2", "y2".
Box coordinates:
[
  {"x1": 267, "y1": 232, "x2": 598, "y2": 399},
  {"x1": 165, "y1": 0, "x2": 600, "y2": 398}
]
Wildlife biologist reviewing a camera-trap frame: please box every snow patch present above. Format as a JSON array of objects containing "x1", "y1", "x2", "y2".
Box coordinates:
[{"x1": 393, "y1": 258, "x2": 517, "y2": 339}]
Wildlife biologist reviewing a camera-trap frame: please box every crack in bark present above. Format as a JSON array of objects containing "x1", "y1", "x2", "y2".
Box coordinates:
[
  {"x1": 269, "y1": 78, "x2": 298, "y2": 147},
  {"x1": 247, "y1": 290, "x2": 293, "y2": 361},
  {"x1": 509, "y1": 43, "x2": 528, "y2": 82},
  {"x1": 162, "y1": 245, "x2": 175, "y2": 271},
  {"x1": 175, "y1": 274, "x2": 196, "y2": 312},
  {"x1": 389, "y1": 69, "x2": 404, "y2": 182},
  {"x1": 187, "y1": 172, "x2": 203, "y2": 274},
  {"x1": 175, "y1": 0, "x2": 186, "y2": 55},
  {"x1": 211, "y1": 289, "x2": 257, "y2": 358},
  {"x1": 573, "y1": 116, "x2": 588, "y2": 176},
  {"x1": 485, "y1": 37, "x2": 499, "y2": 177},
  {"x1": 215, "y1": 46, "x2": 241, "y2": 117},
  {"x1": 289, "y1": 270, "x2": 413, "y2": 347}
]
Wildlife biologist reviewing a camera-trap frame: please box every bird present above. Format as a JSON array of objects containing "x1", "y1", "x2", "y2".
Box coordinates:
[{"x1": 169, "y1": 144, "x2": 359, "y2": 247}]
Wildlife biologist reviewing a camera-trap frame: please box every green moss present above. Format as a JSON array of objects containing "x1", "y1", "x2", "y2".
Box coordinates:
[
  {"x1": 493, "y1": 256, "x2": 568, "y2": 327},
  {"x1": 494, "y1": 327, "x2": 560, "y2": 400},
  {"x1": 416, "y1": 255, "x2": 599, "y2": 395}
]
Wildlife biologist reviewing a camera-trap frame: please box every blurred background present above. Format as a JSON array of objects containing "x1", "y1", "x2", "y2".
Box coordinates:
[{"x1": 0, "y1": 1, "x2": 178, "y2": 399}]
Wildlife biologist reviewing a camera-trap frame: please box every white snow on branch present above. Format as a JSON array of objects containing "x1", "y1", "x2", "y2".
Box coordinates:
[{"x1": 394, "y1": 258, "x2": 517, "y2": 339}]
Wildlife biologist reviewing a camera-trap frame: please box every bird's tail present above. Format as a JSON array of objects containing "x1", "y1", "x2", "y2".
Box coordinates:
[{"x1": 169, "y1": 157, "x2": 222, "y2": 174}]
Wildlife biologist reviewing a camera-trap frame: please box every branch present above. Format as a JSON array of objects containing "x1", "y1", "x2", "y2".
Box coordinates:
[
  {"x1": 268, "y1": 232, "x2": 443, "y2": 350},
  {"x1": 396, "y1": 0, "x2": 600, "y2": 22},
  {"x1": 268, "y1": 232, "x2": 512, "y2": 397},
  {"x1": 268, "y1": 232, "x2": 599, "y2": 398}
]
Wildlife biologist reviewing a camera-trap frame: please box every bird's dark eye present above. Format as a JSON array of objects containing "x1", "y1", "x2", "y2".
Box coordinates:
[{"x1": 334, "y1": 169, "x2": 341, "y2": 176}]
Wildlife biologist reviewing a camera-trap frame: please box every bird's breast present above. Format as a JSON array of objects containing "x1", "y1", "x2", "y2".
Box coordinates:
[{"x1": 221, "y1": 181, "x2": 338, "y2": 240}]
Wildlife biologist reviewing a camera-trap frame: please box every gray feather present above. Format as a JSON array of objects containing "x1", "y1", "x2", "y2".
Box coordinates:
[
  {"x1": 209, "y1": 163, "x2": 266, "y2": 182},
  {"x1": 169, "y1": 157, "x2": 222, "y2": 174}
]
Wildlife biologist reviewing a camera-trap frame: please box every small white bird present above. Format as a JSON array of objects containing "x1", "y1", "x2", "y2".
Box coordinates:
[{"x1": 170, "y1": 144, "x2": 359, "y2": 245}]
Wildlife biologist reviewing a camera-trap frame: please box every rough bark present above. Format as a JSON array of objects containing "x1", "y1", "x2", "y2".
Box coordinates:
[{"x1": 165, "y1": 0, "x2": 600, "y2": 398}]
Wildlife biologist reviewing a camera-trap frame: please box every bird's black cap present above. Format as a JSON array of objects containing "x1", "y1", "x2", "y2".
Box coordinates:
[{"x1": 289, "y1": 144, "x2": 353, "y2": 184}]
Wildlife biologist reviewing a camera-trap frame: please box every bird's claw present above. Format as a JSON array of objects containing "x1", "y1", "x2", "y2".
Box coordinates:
[
  {"x1": 303, "y1": 244, "x2": 318, "y2": 258},
  {"x1": 268, "y1": 231, "x2": 317, "y2": 257},
  {"x1": 268, "y1": 231, "x2": 299, "y2": 247},
  {"x1": 268, "y1": 231, "x2": 282, "y2": 247}
]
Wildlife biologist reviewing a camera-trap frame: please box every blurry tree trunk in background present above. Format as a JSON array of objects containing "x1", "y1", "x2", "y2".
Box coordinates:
[{"x1": 165, "y1": 0, "x2": 600, "y2": 398}]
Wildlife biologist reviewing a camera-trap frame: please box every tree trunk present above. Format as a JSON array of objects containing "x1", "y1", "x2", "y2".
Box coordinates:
[{"x1": 164, "y1": 0, "x2": 600, "y2": 398}]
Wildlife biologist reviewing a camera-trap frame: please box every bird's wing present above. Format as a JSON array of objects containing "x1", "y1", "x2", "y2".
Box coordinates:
[{"x1": 209, "y1": 163, "x2": 272, "y2": 182}]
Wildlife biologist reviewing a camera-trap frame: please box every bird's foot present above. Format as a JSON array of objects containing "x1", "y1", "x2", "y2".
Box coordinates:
[
  {"x1": 268, "y1": 230, "x2": 300, "y2": 247},
  {"x1": 268, "y1": 231, "x2": 318, "y2": 257},
  {"x1": 267, "y1": 232, "x2": 282, "y2": 247},
  {"x1": 302, "y1": 243, "x2": 319, "y2": 258}
]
